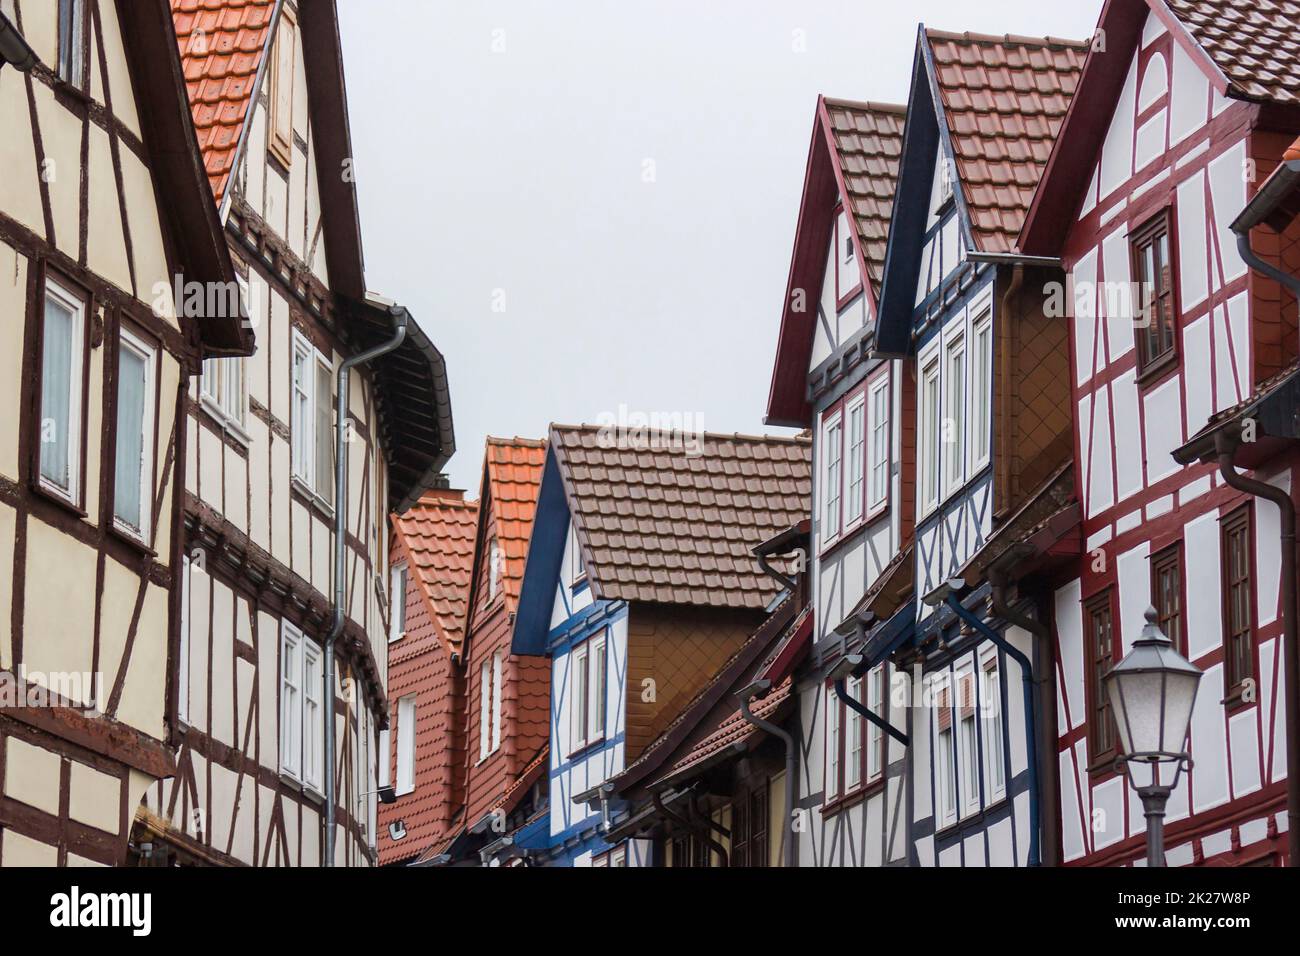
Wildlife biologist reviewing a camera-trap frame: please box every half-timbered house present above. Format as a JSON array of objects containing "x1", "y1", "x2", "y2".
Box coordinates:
[
  {"x1": 378, "y1": 487, "x2": 477, "y2": 866},
  {"x1": 0, "y1": 0, "x2": 251, "y2": 866},
  {"x1": 137, "y1": 0, "x2": 455, "y2": 866},
  {"x1": 508, "y1": 425, "x2": 810, "y2": 866},
  {"x1": 1018, "y1": 0, "x2": 1300, "y2": 867},
  {"x1": 415, "y1": 437, "x2": 551, "y2": 867},
  {"x1": 764, "y1": 96, "x2": 916, "y2": 866}
]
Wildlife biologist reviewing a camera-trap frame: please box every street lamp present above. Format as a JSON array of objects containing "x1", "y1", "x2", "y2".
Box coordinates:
[{"x1": 1103, "y1": 606, "x2": 1202, "y2": 867}]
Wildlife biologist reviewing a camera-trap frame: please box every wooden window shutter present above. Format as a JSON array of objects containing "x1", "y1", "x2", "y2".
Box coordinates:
[{"x1": 269, "y1": 8, "x2": 297, "y2": 167}]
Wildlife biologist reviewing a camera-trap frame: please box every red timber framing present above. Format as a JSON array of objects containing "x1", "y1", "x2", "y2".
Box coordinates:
[{"x1": 1021, "y1": 0, "x2": 1300, "y2": 868}]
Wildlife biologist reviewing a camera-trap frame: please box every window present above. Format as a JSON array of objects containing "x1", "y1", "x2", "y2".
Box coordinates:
[
  {"x1": 822, "y1": 414, "x2": 843, "y2": 541},
  {"x1": 731, "y1": 784, "x2": 770, "y2": 868},
  {"x1": 970, "y1": 311, "x2": 992, "y2": 470},
  {"x1": 589, "y1": 635, "x2": 607, "y2": 744},
  {"x1": 982, "y1": 656, "x2": 1005, "y2": 802},
  {"x1": 200, "y1": 358, "x2": 247, "y2": 431},
  {"x1": 571, "y1": 643, "x2": 590, "y2": 753},
  {"x1": 866, "y1": 666, "x2": 884, "y2": 783},
  {"x1": 479, "y1": 657, "x2": 492, "y2": 761},
  {"x1": 388, "y1": 563, "x2": 408, "y2": 642},
  {"x1": 396, "y1": 695, "x2": 416, "y2": 795},
  {"x1": 1221, "y1": 506, "x2": 1255, "y2": 695},
  {"x1": 1085, "y1": 590, "x2": 1117, "y2": 764},
  {"x1": 488, "y1": 537, "x2": 502, "y2": 601},
  {"x1": 113, "y1": 329, "x2": 156, "y2": 541},
  {"x1": 844, "y1": 677, "x2": 863, "y2": 790},
  {"x1": 1151, "y1": 543, "x2": 1183, "y2": 654},
  {"x1": 1131, "y1": 210, "x2": 1176, "y2": 374},
  {"x1": 826, "y1": 685, "x2": 841, "y2": 801},
  {"x1": 491, "y1": 650, "x2": 503, "y2": 753},
  {"x1": 920, "y1": 356, "x2": 941, "y2": 512},
  {"x1": 280, "y1": 623, "x2": 323, "y2": 792},
  {"x1": 291, "y1": 332, "x2": 334, "y2": 506},
  {"x1": 269, "y1": 6, "x2": 296, "y2": 167},
  {"x1": 39, "y1": 278, "x2": 86, "y2": 505},
  {"x1": 378, "y1": 727, "x2": 391, "y2": 789},
  {"x1": 867, "y1": 376, "x2": 890, "y2": 512},
  {"x1": 178, "y1": 555, "x2": 193, "y2": 724},
  {"x1": 957, "y1": 671, "x2": 979, "y2": 817},
  {"x1": 569, "y1": 634, "x2": 606, "y2": 753},
  {"x1": 935, "y1": 683, "x2": 956, "y2": 826},
  {"x1": 845, "y1": 398, "x2": 865, "y2": 526},
  {"x1": 943, "y1": 333, "x2": 966, "y2": 495},
  {"x1": 57, "y1": 0, "x2": 85, "y2": 88}
]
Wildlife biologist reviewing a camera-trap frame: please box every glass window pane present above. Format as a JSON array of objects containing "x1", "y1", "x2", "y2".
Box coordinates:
[
  {"x1": 40, "y1": 295, "x2": 77, "y2": 491},
  {"x1": 114, "y1": 344, "x2": 148, "y2": 531}
]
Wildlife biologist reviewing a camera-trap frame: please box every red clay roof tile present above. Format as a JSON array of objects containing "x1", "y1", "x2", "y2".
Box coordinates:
[
  {"x1": 483, "y1": 438, "x2": 547, "y2": 613},
  {"x1": 170, "y1": 0, "x2": 276, "y2": 202},
  {"x1": 926, "y1": 29, "x2": 1088, "y2": 253},
  {"x1": 1164, "y1": 0, "x2": 1300, "y2": 105},
  {"x1": 391, "y1": 489, "x2": 479, "y2": 659}
]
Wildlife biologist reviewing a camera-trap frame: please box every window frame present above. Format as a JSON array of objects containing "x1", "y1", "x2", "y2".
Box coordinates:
[
  {"x1": 396, "y1": 694, "x2": 416, "y2": 796},
  {"x1": 490, "y1": 649, "x2": 503, "y2": 753},
  {"x1": 57, "y1": 0, "x2": 87, "y2": 89},
  {"x1": 1220, "y1": 505, "x2": 1257, "y2": 706},
  {"x1": 1150, "y1": 541, "x2": 1185, "y2": 655},
  {"x1": 866, "y1": 371, "x2": 891, "y2": 519},
  {"x1": 570, "y1": 642, "x2": 590, "y2": 755},
  {"x1": 179, "y1": 554, "x2": 193, "y2": 725},
  {"x1": 280, "y1": 621, "x2": 324, "y2": 794},
  {"x1": 919, "y1": 352, "x2": 942, "y2": 517},
  {"x1": 37, "y1": 275, "x2": 89, "y2": 509},
  {"x1": 823, "y1": 665, "x2": 886, "y2": 809},
  {"x1": 942, "y1": 330, "x2": 967, "y2": 498},
  {"x1": 968, "y1": 309, "x2": 993, "y2": 473},
  {"x1": 844, "y1": 395, "x2": 866, "y2": 529},
  {"x1": 488, "y1": 536, "x2": 502, "y2": 602},
  {"x1": 981, "y1": 653, "x2": 1007, "y2": 804},
  {"x1": 1084, "y1": 589, "x2": 1119, "y2": 771},
  {"x1": 934, "y1": 680, "x2": 957, "y2": 829},
  {"x1": 290, "y1": 331, "x2": 335, "y2": 510},
  {"x1": 821, "y1": 411, "x2": 843, "y2": 547},
  {"x1": 956, "y1": 669, "x2": 980, "y2": 819},
  {"x1": 388, "y1": 562, "x2": 408, "y2": 643},
  {"x1": 111, "y1": 325, "x2": 158, "y2": 544},
  {"x1": 1130, "y1": 208, "x2": 1179, "y2": 382},
  {"x1": 478, "y1": 656, "x2": 492, "y2": 762},
  {"x1": 268, "y1": 5, "x2": 296, "y2": 168}
]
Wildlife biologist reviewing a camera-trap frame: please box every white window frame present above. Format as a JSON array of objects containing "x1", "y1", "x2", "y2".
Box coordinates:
[
  {"x1": 919, "y1": 353, "x2": 941, "y2": 516},
  {"x1": 571, "y1": 642, "x2": 590, "y2": 754},
  {"x1": 178, "y1": 554, "x2": 193, "y2": 725},
  {"x1": 57, "y1": 0, "x2": 86, "y2": 88},
  {"x1": 957, "y1": 670, "x2": 980, "y2": 819},
  {"x1": 388, "y1": 562, "x2": 408, "y2": 642},
  {"x1": 866, "y1": 665, "x2": 885, "y2": 784},
  {"x1": 291, "y1": 331, "x2": 335, "y2": 509},
  {"x1": 38, "y1": 277, "x2": 86, "y2": 506},
  {"x1": 867, "y1": 373, "x2": 891, "y2": 514},
  {"x1": 396, "y1": 694, "x2": 416, "y2": 796},
  {"x1": 982, "y1": 653, "x2": 1006, "y2": 804},
  {"x1": 479, "y1": 657, "x2": 492, "y2": 761},
  {"x1": 588, "y1": 633, "x2": 607, "y2": 745},
  {"x1": 112, "y1": 327, "x2": 157, "y2": 542},
  {"x1": 280, "y1": 621, "x2": 323, "y2": 794},
  {"x1": 200, "y1": 356, "x2": 248, "y2": 435},
  {"x1": 488, "y1": 537, "x2": 502, "y2": 601},
  {"x1": 378, "y1": 727, "x2": 392, "y2": 789},
  {"x1": 822, "y1": 412, "x2": 843, "y2": 544},
  {"x1": 845, "y1": 676, "x2": 863, "y2": 790},
  {"x1": 825, "y1": 684, "x2": 841, "y2": 801},
  {"x1": 933, "y1": 676, "x2": 957, "y2": 829},
  {"x1": 844, "y1": 395, "x2": 865, "y2": 528},
  {"x1": 969, "y1": 309, "x2": 993, "y2": 474},
  {"x1": 491, "y1": 650, "x2": 503, "y2": 753},
  {"x1": 943, "y1": 331, "x2": 967, "y2": 498}
]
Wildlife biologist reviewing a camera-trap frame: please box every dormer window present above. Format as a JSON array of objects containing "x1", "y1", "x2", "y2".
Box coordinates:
[{"x1": 488, "y1": 537, "x2": 502, "y2": 600}]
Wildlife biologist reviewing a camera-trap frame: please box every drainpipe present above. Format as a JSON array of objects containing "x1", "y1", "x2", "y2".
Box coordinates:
[
  {"x1": 0, "y1": 12, "x2": 37, "y2": 74},
  {"x1": 940, "y1": 588, "x2": 1041, "y2": 867},
  {"x1": 323, "y1": 306, "x2": 408, "y2": 867},
  {"x1": 737, "y1": 679, "x2": 797, "y2": 867},
  {"x1": 831, "y1": 651, "x2": 908, "y2": 746},
  {"x1": 988, "y1": 572, "x2": 1061, "y2": 867},
  {"x1": 1215, "y1": 431, "x2": 1299, "y2": 867}
]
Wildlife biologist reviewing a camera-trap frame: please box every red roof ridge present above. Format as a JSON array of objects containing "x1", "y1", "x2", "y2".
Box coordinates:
[{"x1": 924, "y1": 27, "x2": 1090, "y2": 50}]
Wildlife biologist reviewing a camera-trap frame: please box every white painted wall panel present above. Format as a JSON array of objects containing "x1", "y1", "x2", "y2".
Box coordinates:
[
  {"x1": 1056, "y1": 579, "x2": 1085, "y2": 730},
  {"x1": 1189, "y1": 662, "x2": 1229, "y2": 812},
  {"x1": 1073, "y1": 247, "x2": 1098, "y2": 383},
  {"x1": 1142, "y1": 376, "x2": 1182, "y2": 485},
  {"x1": 1177, "y1": 172, "x2": 1209, "y2": 310},
  {"x1": 1229, "y1": 709, "x2": 1261, "y2": 799},
  {"x1": 1183, "y1": 509, "x2": 1222, "y2": 661},
  {"x1": 1208, "y1": 142, "x2": 1248, "y2": 283},
  {"x1": 1099, "y1": 55, "x2": 1138, "y2": 199}
]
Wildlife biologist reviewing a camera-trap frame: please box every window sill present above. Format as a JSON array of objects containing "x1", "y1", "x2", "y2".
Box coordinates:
[
  {"x1": 33, "y1": 478, "x2": 86, "y2": 520},
  {"x1": 821, "y1": 777, "x2": 885, "y2": 815},
  {"x1": 388, "y1": 631, "x2": 406, "y2": 644},
  {"x1": 109, "y1": 520, "x2": 156, "y2": 559},
  {"x1": 290, "y1": 476, "x2": 336, "y2": 521},
  {"x1": 198, "y1": 395, "x2": 251, "y2": 447},
  {"x1": 1222, "y1": 683, "x2": 1257, "y2": 714},
  {"x1": 1135, "y1": 351, "x2": 1178, "y2": 390},
  {"x1": 279, "y1": 771, "x2": 325, "y2": 805},
  {"x1": 567, "y1": 736, "x2": 606, "y2": 762}
]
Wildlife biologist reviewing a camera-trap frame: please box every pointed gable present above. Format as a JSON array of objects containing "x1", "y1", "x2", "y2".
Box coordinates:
[
  {"x1": 469, "y1": 438, "x2": 546, "y2": 619},
  {"x1": 767, "y1": 98, "x2": 905, "y2": 426},
  {"x1": 391, "y1": 489, "x2": 479, "y2": 657},
  {"x1": 926, "y1": 30, "x2": 1087, "y2": 254}
]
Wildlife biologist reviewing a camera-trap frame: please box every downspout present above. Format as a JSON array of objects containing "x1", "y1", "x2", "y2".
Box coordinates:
[
  {"x1": 737, "y1": 680, "x2": 797, "y2": 867},
  {"x1": 324, "y1": 306, "x2": 408, "y2": 867},
  {"x1": 988, "y1": 572, "x2": 1060, "y2": 867},
  {"x1": 1215, "y1": 431, "x2": 1299, "y2": 866},
  {"x1": 834, "y1": 674, "x2": 908, "y2": 746},
  {"x1": 942, "y1": 591, "x2": 1041, "y2": 867},
  {"x1": 653, "y1": 790, "x2": 728, "y2": 867}
]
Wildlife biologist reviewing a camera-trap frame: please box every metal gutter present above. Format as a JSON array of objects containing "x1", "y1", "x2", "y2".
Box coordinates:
[
  {"x1": 832, "y1": 653, "x2": 908, "y2": 746},
  {"x1": 323, "y1": 304, "x2": 408, "y2": 866},
  {"x1": 218, "y1": 0, "x2": 285, "y2": 224},
  {"x1": 736, "y1": 679, "x2": 797, "y2": 867},
  {"x1": 966, "y1": 251, "x2": 1062, "y2": 268},
  {"x1": 0, "y1": 11, "x2": 37, "y2": 73}
]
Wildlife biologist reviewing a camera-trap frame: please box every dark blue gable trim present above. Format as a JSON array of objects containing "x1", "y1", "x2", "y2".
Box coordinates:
[{"x1": 513, "y1": 451, "x2": 569, "y2": 657}]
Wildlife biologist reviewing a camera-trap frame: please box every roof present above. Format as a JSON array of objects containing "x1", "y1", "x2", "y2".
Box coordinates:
[
  {"x1": 765, "y1": 98, "x2": 904, "y2": 428},
  {"x1": 1173, "y1": 359, "x2": 1300, "y2": 465},
  {"x1": 925, "y1": 29, "x2": 1088, "y2": 253},
  {"x1": 955, "y1": 463, "x2": 1080, "y2": 586},
  {"x1": 823, "y1": 99, "x2": 907, "y2": 291},
  {"x1": 549, "y1": 426, "x2": 812, "y2": 610},
  {"x1": 391, "y1": 489, "x2": 479, "y2": 658},
  {"x1": 1163, "y1": 0, "x2": 1300, "y2": 104},
  {"x1": 477, "y1": 438, "x2": 547, "y2": 614},
  {"x1": 170, "y1": 0, "x2": 275, "y2": 203}
]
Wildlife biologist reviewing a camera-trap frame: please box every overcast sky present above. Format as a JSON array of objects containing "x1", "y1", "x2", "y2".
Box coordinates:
[{"x1": 337, "y1": 1, "x2": 1102, "y2": 493}]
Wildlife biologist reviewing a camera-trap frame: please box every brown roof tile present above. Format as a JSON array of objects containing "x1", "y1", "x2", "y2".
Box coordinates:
[
  {"x1": 823, "y1": 99, "x2": 906, "y2": 292},
  {"x1": 391, "y1": 489, "x2": 479, "y2": 659},
  {"x1": 926, "y1": 29, "x2": 1088, "y2": 253},
  {"x1": 483, "y1": 438, "x2": 547, "y2": 612},
  {"x1": 550, "y1": 426, "x2": 811, "y2": 610},
  {"x1": 1164, "y1": 0, "x2": 1300, "y2": 105},
  {"x1": 170, "y1": 0, "x2": 276, "y2": 202}
]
